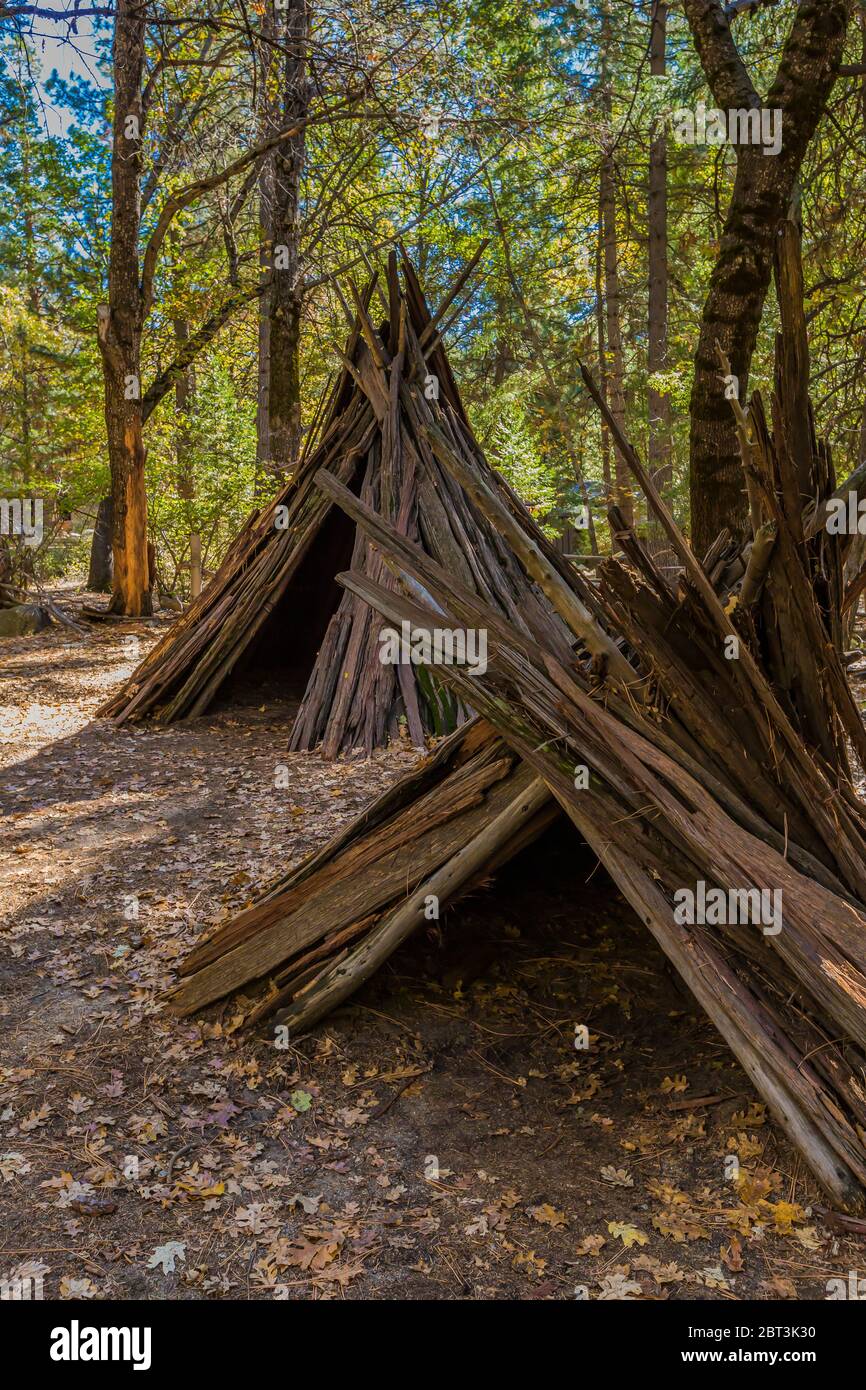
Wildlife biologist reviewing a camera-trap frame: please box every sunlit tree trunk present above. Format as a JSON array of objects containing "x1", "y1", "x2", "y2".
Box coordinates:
[
  {"x1": 97, "y1": 0, "x2": 150, "y2": 616},
  {"x1": 267, "y1": 0, "x2": 310, "y2": 476}
]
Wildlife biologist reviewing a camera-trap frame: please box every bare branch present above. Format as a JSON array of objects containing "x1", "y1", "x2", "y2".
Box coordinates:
[
  {"x1": 141, "y1": 276, "x2": 270, "y2": 423},
  {"x1": 139, "y1": 89, "x2": 367, "y2": 319}
]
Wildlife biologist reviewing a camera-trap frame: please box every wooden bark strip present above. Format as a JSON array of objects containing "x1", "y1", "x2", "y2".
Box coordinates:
[
  {"x1": 740, "y1": 521, "x2": 777, "y2": 606},
  {"x1": 270, "y1": 775, "x2": 551, "y2": 1033},
  {"x1": 244, "y1": 912, "x2": 381, "y2": 1027},
  {"x1": 168, "y1": 757, "x2": 533, "y2": 1014},
  {"x1": 179, "y1": 745, "x2": 514, "y2": 976}
]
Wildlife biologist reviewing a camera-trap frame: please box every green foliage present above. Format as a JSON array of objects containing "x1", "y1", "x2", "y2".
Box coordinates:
[
  {"x1": 145, "y1": 362, "x2": 258, "y2": 594},
  {"x1": 2, "y1": 0, "x2": 866, "y2": 586},
  {"x1": 470, "y1": 371, "x2": 561, "y2": 533}
]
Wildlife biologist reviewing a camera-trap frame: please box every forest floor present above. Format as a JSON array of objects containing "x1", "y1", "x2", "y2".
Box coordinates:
[{"x1": 2, "y1": 594, "x2": 866, "y2": 1302}]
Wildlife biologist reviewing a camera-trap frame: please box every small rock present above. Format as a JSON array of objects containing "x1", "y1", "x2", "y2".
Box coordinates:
[{"x1": 0, "y1": 603, "x2": 50, "y2": 638}]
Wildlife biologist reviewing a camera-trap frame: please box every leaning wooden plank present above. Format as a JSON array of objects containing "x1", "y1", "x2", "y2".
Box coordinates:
[
  {"x1": 179, "y1": 742, "x2": 514, "y2": 976},
  {"x1": 269, "y1": 771, "x2": 550, "y2": 1033},
  {"x1": 167, "y1": 753, "x2": 528, "y2": 1014}
]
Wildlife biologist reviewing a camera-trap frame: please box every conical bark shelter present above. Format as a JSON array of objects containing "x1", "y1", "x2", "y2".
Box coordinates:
[
  {"x1": 168, "y1": 223, "x2": 866, "y2": 1212},
  {"x1": 99, "y1": 250, "x2": 574, "y2": 755}
]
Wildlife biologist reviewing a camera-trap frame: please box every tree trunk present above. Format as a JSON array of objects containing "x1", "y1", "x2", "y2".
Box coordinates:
[
  {"x1": 97, "y1": 0, "x2": 150, "y2": 616},
  {"x1": 87, "y1": 495, "x2": 113, "y2": 593},
  {"x1": 174, "y1": 317, "x2": 201, "y2": 599},
  {"x1": 594, "y1": 208, "x2": 612, "y2": 510},
  {"x1": 189, "y1": 533, "x2": 202, "y2": 600},
  {"x1": 689, "y1": 149, "x2": 790, "y2": 555},
  {"x1": 599, "y1": 40, "x2": 633, "y2": 528},
  {"x1": 256, "y1": 2, "x2": 277, "y2": 479},
  {"x1": 267, "y1": 0, "x2": 310, "y2": 477},
  {"x1": 647, "y1": 2, "x2": 673, "y2": 559},
  {"x1": 684, "y1": 0, "x2": 850, "y2": 555}
]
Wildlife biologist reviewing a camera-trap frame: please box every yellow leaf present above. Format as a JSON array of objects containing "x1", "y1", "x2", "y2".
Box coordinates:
[
  {"x1": 608, "y1": 1221, "x2": 649, "y2": 1248},
  {"x1": 769, "y1": 1200, "x2": 805, "y2": 1235}
]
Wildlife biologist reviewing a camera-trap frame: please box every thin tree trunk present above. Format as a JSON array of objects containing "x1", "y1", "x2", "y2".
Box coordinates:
[
  {"x1": 256, "y1": 1, "x2": 277, "y2": 480},
  {"x1": 647, "y1": 1, "x2": 673, "y2": 559},
  {"x1": 19, "y1": 76, "x2": 36, "y2": 476},
  {"x1": 594, "y1": 206, "x2": 612, "y2": 511},
  {"x1": 87, "y1": 495, "x2": 113, "y2": 593},
  {"x1": 267, "y1": 0, "x2": 310, "y2": 476},
  {"x1": 97, "y1": 0, "x2": 150, "y2": 616},
  {"x1": 599, "y1": 38, "x2": 632, "y2": 527},
  {"x1": 174, "y1": 317, "x2": 200, "y2": 599}
]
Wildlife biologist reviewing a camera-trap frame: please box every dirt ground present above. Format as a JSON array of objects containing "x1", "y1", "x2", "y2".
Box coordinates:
[{"x1": 2, "y1": 600, "x2": 865, "y2": 1302}]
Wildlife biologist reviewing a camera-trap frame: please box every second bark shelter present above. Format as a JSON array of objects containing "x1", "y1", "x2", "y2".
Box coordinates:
[{"x1": 100, "y1": 252, "x2": 571, "y2": 755}]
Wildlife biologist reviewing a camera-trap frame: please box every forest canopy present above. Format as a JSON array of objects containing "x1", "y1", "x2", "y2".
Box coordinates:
[{"x1": 0, "y1": 0, "x2": 863, "y2": 602}]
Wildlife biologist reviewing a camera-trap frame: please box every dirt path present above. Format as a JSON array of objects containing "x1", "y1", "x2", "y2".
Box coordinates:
[{"x1": 1, "y1": 616, "x2": 864, "y2": 1301}]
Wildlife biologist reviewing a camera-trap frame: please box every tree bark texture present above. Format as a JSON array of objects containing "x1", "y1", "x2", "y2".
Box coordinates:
[
  {"x1": 97, "y1": 0, "x2": 151, "y2": 616},
  {"x1": 684, "y1": 0, "x2": 850, "y2": 554}
]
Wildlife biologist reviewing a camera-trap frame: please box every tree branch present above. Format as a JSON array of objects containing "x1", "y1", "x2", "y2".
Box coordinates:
[
  {"x1": 766, "y1": 2, "x2": 852, "y2": 140},
  {"x1": 682, "y1": 0, "x2": 760, "y2": 110},
  {"x1": 141, "y1": 277, "x2": 270, "y2": 424},
  {"x1": 139, "y1": 88, "x2": 367, "y2": 319}
]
